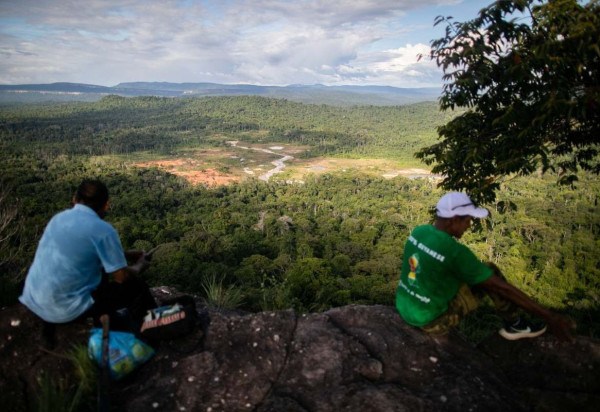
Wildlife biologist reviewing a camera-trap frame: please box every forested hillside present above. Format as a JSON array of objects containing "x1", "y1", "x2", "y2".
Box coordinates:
[
  {"x1": 0, "y1": 82, "x2": 441, "y2": 106},
  {"x1": 0, "y1": 96, "x2": 452, "y2": 162},
  {"x1": 1, "y1": 96, "x2": 598, "y2": 340}
]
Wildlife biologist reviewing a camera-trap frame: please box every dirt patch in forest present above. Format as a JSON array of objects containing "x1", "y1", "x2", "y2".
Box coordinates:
[
  {"x1": 173, "y1": 169, "x2": 240, "y2": 186},
  {"x1": 133, "y1": 158, "x2": 241, "y2": 187},
  {"x1": 135, "y1": 159, "x2": 189, "y2": 168},
  {"x1": 132, "y1": 147, "x2": 436, "y2": 187}
]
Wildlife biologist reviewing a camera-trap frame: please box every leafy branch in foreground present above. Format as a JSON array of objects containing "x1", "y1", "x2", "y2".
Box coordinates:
[{"x1": 417, "y1": 0, "x2": 600, "y2": 204}]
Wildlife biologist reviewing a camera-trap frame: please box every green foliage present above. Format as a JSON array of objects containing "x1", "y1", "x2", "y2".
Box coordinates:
[
  {"x1": 200, "y1": 274, "x2": 245, "y2": 310},
  {"x1": 0, "y1": 95, "x2": 448, "y2": 165},
  {"x1": 1, "y1": 94, "x2": 599, "y2": 338},
  {"x1": 34, "y1": 345, "x2": 96, "y2": 412},
  {"x1": 418, "y1": 0, "x2": 600, "y2": 203},
  {"x1": 456, "y1": 306, "x2": 504, "y2": 345},
  {"x1": 36, "y1": 373, "x2": 75, "y2": 412},
  {"x1": 68, "y1": 344, "x2": 97, "y2": 395}
]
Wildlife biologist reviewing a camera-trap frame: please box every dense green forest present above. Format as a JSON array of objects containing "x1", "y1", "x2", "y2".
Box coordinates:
[
  {"x1": 1, "y1": 96, "x2": 598, "y2": 339},
  {"x1": 0, "y1": 96, "x2": 454, "y2": 163}
]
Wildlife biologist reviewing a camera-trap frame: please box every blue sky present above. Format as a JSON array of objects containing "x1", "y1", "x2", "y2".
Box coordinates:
[{"x1": 0, "y1": 0, "x2": 488, "y2": 87}]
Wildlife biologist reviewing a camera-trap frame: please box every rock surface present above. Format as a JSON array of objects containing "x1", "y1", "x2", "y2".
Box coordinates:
[{"x1": 1, "y1": 288, "x2": 598, "y2": 411}]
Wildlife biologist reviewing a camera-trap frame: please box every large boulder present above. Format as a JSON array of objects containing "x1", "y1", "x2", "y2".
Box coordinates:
[{"x1": 1, "y1": 290, "x2": 598, "y2": 411}]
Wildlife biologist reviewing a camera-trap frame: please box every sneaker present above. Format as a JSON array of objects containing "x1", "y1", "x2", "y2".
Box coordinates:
[{"x1": 499, "y1": 317, "x2": 547, "y2": 341}]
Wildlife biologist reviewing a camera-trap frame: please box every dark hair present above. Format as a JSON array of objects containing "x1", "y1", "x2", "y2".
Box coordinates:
[{"x1": 74, "y1": 179, "x2": 109, "y2": 212}]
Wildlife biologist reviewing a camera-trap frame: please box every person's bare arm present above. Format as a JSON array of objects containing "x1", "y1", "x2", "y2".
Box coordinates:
[
  {"x1": 110, "y1": 253, "x2": 150, "y2": 283},
  {"x1": 479, "y1": 275, "x2": 575, "y2": 341}
]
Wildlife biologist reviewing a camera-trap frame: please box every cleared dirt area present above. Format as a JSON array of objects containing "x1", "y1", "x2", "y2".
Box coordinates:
[
  {"x1": 132, "y1": 145, "x2": 435, "y2": 187},
  {"x1": 133, "y1": 155, "x2": 242, "y2": 186},
  {"x1": 172, "y1": 168, "x2": 239, "y2": 186}
]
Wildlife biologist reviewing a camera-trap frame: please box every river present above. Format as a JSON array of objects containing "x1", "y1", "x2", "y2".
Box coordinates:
[{"x1": 227, "y1": 141, "x2": 294, "y2": 181}]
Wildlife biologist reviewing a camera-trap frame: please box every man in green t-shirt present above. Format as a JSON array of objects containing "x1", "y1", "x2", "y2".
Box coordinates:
[{"x1": 395, "y1": 192, "x2": 574, "y2": 341}]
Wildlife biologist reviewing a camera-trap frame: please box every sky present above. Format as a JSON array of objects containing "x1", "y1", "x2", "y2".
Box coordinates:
[{"x1": 0, "y1": 0, "x2": 489, "y2": 88}]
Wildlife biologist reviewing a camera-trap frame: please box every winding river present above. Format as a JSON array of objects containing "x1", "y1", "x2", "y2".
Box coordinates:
[{"x1": 227, "y1": 141, "x2": 293, "y2": 181}]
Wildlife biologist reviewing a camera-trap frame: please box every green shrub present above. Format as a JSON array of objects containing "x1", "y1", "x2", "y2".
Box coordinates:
[
  {"x1": 200, "y1": 274, "x2": 245, "y2": 310},
  {"x1": 34, "y1": 344, "x2": 96, "y2": 412}
]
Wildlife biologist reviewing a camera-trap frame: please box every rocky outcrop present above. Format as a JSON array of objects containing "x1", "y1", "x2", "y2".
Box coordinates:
[{"x1": 1, "y1": 289, "x2": 598, "y2": 411}]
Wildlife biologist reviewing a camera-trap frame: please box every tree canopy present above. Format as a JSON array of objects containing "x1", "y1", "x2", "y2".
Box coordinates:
[
  {"x1": 417, "y1": 0, "x2": 600, "y2": 203},
  {"x1": 1, "y1": 94, "x2": 599, "y2": 336}
]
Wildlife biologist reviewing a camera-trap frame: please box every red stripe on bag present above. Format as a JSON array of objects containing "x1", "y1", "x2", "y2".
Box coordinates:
[{"x1": 141, "y1": 311, "x2": 186, "y2": 332}]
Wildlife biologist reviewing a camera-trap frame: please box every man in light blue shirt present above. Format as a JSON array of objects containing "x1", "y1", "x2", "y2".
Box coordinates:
[{"x1": 20, "y1": 180, "x2": 155, "y2": 344}]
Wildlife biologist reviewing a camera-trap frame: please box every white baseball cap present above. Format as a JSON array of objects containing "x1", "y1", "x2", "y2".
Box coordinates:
[{"x1": 436, "y1": 192, "x2": 489, "y2": 218}]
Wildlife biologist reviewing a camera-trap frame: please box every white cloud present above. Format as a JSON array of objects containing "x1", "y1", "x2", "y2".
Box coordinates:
[{"x1": 0, "y1": 0, "x2": 469, "y2": 86}]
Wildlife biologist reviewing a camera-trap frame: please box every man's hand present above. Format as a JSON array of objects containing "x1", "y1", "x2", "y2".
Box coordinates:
[
  {"x1": 125, "y1": 250, "x2": 144, "y2": 262},
  {"x1": 134, "y1": 253, "x2": 151, "y2": 274},
  {"x1": 144, "y1": 245, "x2": 161, "y2": 261},
  {"x1": 111, "y1": 252, "x2": 151, "y2": 283}
]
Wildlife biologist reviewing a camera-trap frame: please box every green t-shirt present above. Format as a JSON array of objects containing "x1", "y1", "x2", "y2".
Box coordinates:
[{"x1": 395, "y1": 225, "x2": 493, "y2": 327}]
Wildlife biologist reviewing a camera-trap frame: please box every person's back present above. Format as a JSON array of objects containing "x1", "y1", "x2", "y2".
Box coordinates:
[
  {"x1": 395, "y1": 224, "x2": 491, "y2": 327},
  {"x1": 20, "y1": 203, "x2": 126, "y2": 323}
]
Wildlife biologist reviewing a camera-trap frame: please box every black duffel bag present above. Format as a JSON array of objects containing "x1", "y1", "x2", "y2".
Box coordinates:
[{"x1": 140, "y1": 295, "x2": 197, "y2": 341}]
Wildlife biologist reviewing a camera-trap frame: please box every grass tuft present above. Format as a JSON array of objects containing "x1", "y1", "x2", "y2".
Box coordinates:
[
  {"x1": 201, "y1": 274, "x2": 245, "y2": 310},
  {"x1": 34, "y1": 344, "x2": 97, "y2": 412}
]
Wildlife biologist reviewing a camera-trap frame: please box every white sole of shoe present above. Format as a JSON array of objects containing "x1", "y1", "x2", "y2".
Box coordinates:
[{"x1": 498, "y1": 325, "x2": 547, "y2": 341}]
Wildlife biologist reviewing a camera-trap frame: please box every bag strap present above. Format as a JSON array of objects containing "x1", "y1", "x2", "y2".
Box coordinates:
[{"x1": 99, "y1": 314, "x2": 111, "y2": 412}]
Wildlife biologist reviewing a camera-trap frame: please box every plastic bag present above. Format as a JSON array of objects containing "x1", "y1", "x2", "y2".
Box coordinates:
[{"x1": 88, "y1": 328, "x2": 155, "y2": 380}]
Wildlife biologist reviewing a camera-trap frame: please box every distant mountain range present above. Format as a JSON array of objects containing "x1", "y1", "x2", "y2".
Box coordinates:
[{"x1": 0, "y1": 82, "x2": 441, "y2": 106}]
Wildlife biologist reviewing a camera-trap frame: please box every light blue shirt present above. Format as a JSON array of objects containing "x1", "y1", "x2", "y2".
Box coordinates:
[{"x1": 19, "y1": 204, "x2": 127, "y2": 323}]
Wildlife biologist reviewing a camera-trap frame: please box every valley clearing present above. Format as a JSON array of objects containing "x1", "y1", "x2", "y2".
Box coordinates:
[{"x1": 133, "y1": 143, "x2": 438, "y2": 187}]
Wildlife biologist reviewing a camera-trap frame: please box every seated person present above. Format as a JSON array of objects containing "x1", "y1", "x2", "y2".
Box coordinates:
[
  {"x1": 19, "y1": 179, "x2": 156, "y2": 346},
  {"x1": 395, "y1": 192, "x2": 574, "y2": 341}
]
